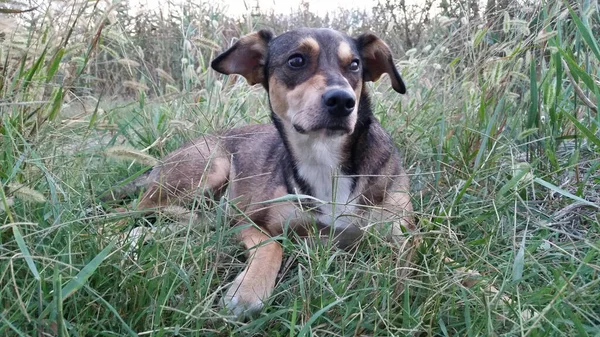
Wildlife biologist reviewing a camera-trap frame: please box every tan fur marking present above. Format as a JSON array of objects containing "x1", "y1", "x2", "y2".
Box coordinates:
[
  {"x1": 268, "y1": 76, "x2": 289, "y2": 118},
  {"x1": 223, "y1": 225, "x2": 283, "y2": 315},
  {"x1": 337, "y1": 41, "x2": 353, "y2": 64},
  {"x1": 298, "y1": 38, "x2": 320, "y2": 58},
  {"x1": 264, "y1": 186, "x2": 303, "y2": 235},
  {"x1": 288, "y1": 74, "x2": 326, "y2": 105},
  {"x1": 353, "y1": 79, "x2": 363, "y2": 106},
  {"x1": 372, "y1": 165, "x2": 415, "y2": 238},
  {"x1": 270, "y1": 73, "x2": 329, "y2": 129},
  {"x1": 383, "y1": 191, "x2": 414, "y2": 229},
  {"x1": 286, "y1": 74, "x2": 326, "y2": 127},
  {"x1": 206, "y1": 157, "x2": 231, "y2": 188}
]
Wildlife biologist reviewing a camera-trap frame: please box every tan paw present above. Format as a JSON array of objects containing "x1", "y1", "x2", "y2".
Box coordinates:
[{"x1": 221, "y1": 272, "x2": 269, "y2": 318}]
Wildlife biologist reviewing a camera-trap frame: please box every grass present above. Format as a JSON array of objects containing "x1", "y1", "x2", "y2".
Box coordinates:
[{"x1": 1, "y1": 0, "x2": 600, "y2": 336}]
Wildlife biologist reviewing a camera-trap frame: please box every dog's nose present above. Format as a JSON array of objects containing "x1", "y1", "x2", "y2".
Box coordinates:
[{"x1": 322, "y1": 89, "x2": 356, "y2": 117}]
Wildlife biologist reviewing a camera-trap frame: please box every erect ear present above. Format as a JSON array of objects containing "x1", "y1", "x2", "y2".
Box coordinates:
[
  {"x1": 211, "y1": 29, "x2": 274, "y2": 86},
  {"x1": 356, "y1": 33, "x2": 406, "y2": 94}
]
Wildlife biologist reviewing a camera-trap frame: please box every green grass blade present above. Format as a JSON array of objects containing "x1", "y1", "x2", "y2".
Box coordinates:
[
  {"x1": 53, "y1": 266, "x2": 66, "y2": 337},
  {"x1": 496, "y1": 163, "x2": 530, "y2": 200},
  {"x1": 474, "y1": 97, "x2": 504, "y2": 170},
  {"x1": 87, "y1": 97, "x2": 103, "y2": 129},
  {"x1": 527, "y1": 55, "x2": 538, "y2": 129},
  {"x1": 61, "y1": 240, "x2": 116, "y2": 300},
  {"x1": 512, "y1": 228, "x2": 526, "y2": 282},
  {"x1": 549, "y1": 52, "x2": 562, "y2": 127},
  {"x1": 12, "y1": 225, "x2": 40, "y2": 281},
  {"x1": 461, "y1": 288, "x2": 472, "y2": 337},
  {"x1": 559, "y1": 49, "x2": 600, "y2": 93},
  {"x1": 46, "y1": 48, "x2": 65, "y2": 82},
  {"x1": 0, "y1": 312, "x2": 28, "y2": 337},
  {"x1": 534, "y1": 177, "x2": 598, "y2": 208},
  {"x1": 22, "y1": 46, "x2": 48, "y2": 91},
  {"x1": 565, "y1": 306, "x2": 589, "y2": 337},
  {"x1": 403, "y1": 283, "x2": 411, "y2": 330},
  {"x1": 289, "y1": 299, "x2": 298, "y2": 337},
  {"x1": 255, "y1": 193, "x2": 325, "y2": 205},
  {"x1": 84, "y1": 285, "x2": 138, "y2": 337},
  {"x1": 297, "y1": 296, "x2": 348, "y2": 337},
  {"x1": 436, "y1": 106, "x2": 445, "y2": 187},
  {"x1": 566, "y1": 3, "x2": 600, "y2": 61},
  {"x1": 438, "y1": 317, "x2": 450, "y2": 337},
  {"x1": 47, "y1": 87, "x2": 64, "y2": 122},
  {"x1": 562, "y1": 110, "x2": 600, "y2": 148}
]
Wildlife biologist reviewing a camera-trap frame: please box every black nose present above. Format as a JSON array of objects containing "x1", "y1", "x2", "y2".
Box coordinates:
[{"x1": 322, "y1": 89, "x2": 356, "y2": 117}]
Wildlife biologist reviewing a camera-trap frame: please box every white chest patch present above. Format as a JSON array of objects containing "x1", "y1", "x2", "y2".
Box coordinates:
[{"x1": 289, "y1": 130, "x2": 357, "y2": 229}]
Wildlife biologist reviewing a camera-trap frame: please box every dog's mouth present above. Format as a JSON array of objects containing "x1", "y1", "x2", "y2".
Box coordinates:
[{"x1": 292, "y1": 124, "x2": 352, "y2": 136}]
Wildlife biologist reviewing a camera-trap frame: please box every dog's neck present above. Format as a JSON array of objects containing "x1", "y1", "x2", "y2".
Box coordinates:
[{"x1": 271, "y1": 92, "x2": 374, "y2": 205}]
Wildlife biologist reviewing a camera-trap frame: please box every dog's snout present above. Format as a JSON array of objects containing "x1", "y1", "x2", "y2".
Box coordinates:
[{"x1": 322, "y1": 89, "x2": 356, "y2": 117}]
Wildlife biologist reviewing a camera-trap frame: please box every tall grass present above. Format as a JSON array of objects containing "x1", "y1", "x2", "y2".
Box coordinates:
[{"x1": 1, "y1": 0, "x2": 599, "y2": 336}]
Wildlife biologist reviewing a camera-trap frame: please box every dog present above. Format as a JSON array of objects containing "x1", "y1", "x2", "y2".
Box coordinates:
[{"x1": 108, "y1": 28, "x2": 416, "y2": 317}]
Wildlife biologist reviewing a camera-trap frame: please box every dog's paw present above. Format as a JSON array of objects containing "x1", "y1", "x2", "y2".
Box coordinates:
[
  {"x1": 221, "y1": 273, "x2": 267, "y2": 318},
  {"x1": 222, "y1": 292, "x2": 264, "y2": 318}
]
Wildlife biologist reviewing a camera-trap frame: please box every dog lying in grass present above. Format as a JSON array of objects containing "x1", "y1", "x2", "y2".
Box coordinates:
[{"x1": 107, "y1": 28, "x2": 416, "y2": 318}]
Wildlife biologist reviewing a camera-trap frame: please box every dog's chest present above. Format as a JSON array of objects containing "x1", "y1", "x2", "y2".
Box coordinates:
[{"x1": 293, "y1": 137, "x2": 357, "y2": 228}]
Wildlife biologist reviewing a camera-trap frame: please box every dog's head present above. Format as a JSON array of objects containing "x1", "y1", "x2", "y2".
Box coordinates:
[{"x1": 211, "y1": 28, "x2": 405, "y2": 136}]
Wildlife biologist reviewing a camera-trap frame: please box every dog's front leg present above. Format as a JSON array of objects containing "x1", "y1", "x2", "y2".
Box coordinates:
[
  {"x1": 374, "y1": 167, "x2": 416, "y2": 242},
  {"x1": 381, "y1": 190, "x2": 415, "y2": 240},
  {"x1": 223, "y1": 225, "x2": 283, "y2": 317},
  {"x1": 377, "y1": 187, "x2": 418, "y2": 290}
]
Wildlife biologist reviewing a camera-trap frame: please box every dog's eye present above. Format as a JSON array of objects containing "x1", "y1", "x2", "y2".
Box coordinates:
[
  {"x1": 349, "y1": 59, "x2": 360, "y2": 72},
  {"x1": 287, "y1": 55, "x2": 306, "y2": 68}
]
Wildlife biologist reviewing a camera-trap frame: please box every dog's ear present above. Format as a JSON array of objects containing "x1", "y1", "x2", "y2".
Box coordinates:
[
  {"x1": 356, "y1": 33, "x2": 406, "y2": 94},
  {"x1": 211, "y1": 29, "x2": 274, "y2": 86}
]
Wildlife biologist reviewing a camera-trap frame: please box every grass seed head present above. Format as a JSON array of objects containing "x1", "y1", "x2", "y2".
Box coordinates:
[
  {"x1": 6, "y1": 183, "x2": 46, "y2": 204},
  {"x1": 105, "y1": 146, "x2": 158, "y2": 166}
]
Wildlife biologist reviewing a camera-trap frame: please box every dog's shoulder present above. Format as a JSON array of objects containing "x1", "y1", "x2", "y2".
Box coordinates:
[
  {"x1": 220, "y1": 123, "x2": 279, "y2": 152},
  {"x1": 219, "y1": 123, "x2": 288, "y2": 176},
  {"x1": 222, "y1": 123, "x2": 277, "y2": 138}
]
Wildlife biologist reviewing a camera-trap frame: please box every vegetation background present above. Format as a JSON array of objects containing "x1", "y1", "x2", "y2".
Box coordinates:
[{"x1": 1, "y1": 0, "x2": 599, "y2": 335}]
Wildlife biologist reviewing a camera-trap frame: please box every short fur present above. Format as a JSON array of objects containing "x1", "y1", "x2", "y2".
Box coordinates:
[{"x1": 111, "y1": 28, "x2": 416, "y2": 318}]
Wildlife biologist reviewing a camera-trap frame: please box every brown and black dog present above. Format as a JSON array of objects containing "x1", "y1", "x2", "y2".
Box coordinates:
[{"x1": 111, "y1": 28, "x2": 416, "y2": 317}]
